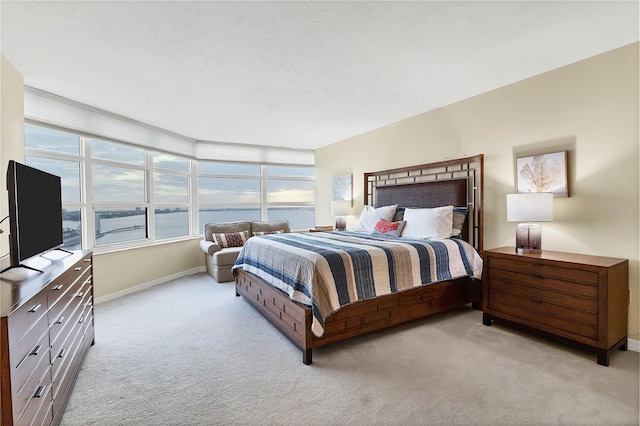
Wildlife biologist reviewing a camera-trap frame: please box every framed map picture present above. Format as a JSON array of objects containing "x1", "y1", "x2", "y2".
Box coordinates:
[{"x1": 516, "y1": 151, "x2": 568, "y2": 197}]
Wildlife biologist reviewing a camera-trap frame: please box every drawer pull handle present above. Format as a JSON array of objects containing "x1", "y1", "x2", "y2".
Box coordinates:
[
  {"x1": 30, "y1": 345, "x2": 42, "y2": 356},
  {"x1": 58, "y1": 348, "x2": 65, "y2": 358},
  {"x1": 56, "y1": 316, "x2": 65, "y2": 325},
  {"x1": 76, "y1": 292, "x2": 84, "y2": 298},
  {"x1": 28, "y1": 304, "x2": 42, "y2": 313},
  {"x1": 75, "y1": 267, "x2": 82, "y2": 271},
  {"x1": 53, "y1": 284, "x2": 63, "y2": 291},
  {"x1": 532, "y1": 299, "x2": 543, "y2": 304},
  {"x1": 33, "y1": 385, "x2": 45, "y2": 398},
  {"x1": 84, "y1": 258, "x2": 91, "y2": 262}
]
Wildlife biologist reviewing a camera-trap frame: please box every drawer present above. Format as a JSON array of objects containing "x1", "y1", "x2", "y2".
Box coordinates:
[
  {"x1": 77, "y1": 278, "x2": 93, "y2": 316},
  {"x1": 52, "y1": 325, "x2": 85, "y2": 417},
  {"x1": 81, "y1": 302, "x2": 94, "y2": 338},
  {"x1": 488, "y1": 257, "x2": 599, "y2": 285},
  {"x1": 48, "y1": 272, "x2": 89, "y2": 327},
  {"x1": 489, "y1": 299, "x2": 598, "y2": 340},
  {"x1": 13, "y1": 351, "x2": 52, "y2": 424},
  {"x1": 50, "y1": 302, "x2": 84, "y2": 370},
  {"x1": 7, "y1": 291, "x2": 49, "y2": 349},
  {"x1": 49, "y1": 286, "x2": 85, "y2": 348},
  {"x1": 32, "y1": 396, "x2": 54, "y2": 426},
  {"x1": 83, "y1": 316, "x2": 95, "y2": 350},
  {"x1": 488, "y1": 268, "x2": 598, "y2": 299},
  {"x1": 488, "y1": 287, "x2": 598, "y2": 327},
  {"x1": 11, "y1": 329, "x2": 50, "y2": 399},
  {"x1": 46, "y1": 258, "x2": 92, "y2": 309},
  {"x1": 51, "y1": 320, "x2": 84, "y2": 386},
  {"x1": 488, "y1": 277, "x2": 598, "y2": 314},
  {"x1": 9, "y1": 312, "x2": 50, "y2": 372},
  {"x1": 17, "y1": 373, "x2": 52, "y2": 426}
]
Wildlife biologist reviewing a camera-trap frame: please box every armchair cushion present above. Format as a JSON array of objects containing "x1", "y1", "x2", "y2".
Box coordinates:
[{"x1": 213, "y1": 247, "x2": 244, "y2": 265}]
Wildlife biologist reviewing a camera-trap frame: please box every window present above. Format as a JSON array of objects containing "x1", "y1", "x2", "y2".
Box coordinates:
[
  {"x1": 25, "y1": 124, "x2": 83, "y2": 250},
  {"x1": 90, "y1": 139, "x2": 149, "y2": 246},
  {"x1": 25, "y1": 123, "x2": 79, "y2": 155},
  {"x1": 95, "y1": 208, "x2": 148, "y2": 245},
  {"x1": 197, "y1": 161, "x2": 315, "y2": 231},
  {"x1": 24, "y1": 123, "x2": 314, "y2": 252},
  {"x1": 91, "y1": 138, "x2": 145, "y2": 164},
  {"x1": 197, "y1": 162, "x2": 262, "y2": 230},
  {"x1": 152, "y1": 153, "x2": 190, "y2": 240},
  {"x1": 266, "y1": 165, "x2": 315, "y2": 229}
]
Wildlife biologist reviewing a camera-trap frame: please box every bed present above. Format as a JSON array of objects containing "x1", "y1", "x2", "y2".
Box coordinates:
[{"x1": 233, "y1": 154, "x2": 484, "y2": 364}]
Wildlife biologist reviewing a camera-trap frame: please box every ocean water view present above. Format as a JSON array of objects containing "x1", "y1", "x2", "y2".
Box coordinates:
[{"x1": 62, "y1": 207, "x2": 315, "y2": 249}]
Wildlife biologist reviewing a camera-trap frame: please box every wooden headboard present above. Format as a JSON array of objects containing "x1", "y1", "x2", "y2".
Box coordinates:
[{"x1": 364, "y1": 154, "x2": 484, "y2": 253}]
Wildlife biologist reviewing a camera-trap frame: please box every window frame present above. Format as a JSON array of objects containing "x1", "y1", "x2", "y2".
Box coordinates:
[
  {"x1": 196, "y1": 161, "x2": 315, "y2": 232},
  {"x1": 24, "y1": 121, "x2": 315, "y2": 254}
]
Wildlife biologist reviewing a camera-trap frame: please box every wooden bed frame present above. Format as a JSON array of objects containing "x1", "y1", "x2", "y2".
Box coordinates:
[{"x1": 235, "y1": 154, "x2": 484, "y2": 364}]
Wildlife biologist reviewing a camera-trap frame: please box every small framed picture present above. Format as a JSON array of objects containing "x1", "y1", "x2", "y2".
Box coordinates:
[
  {"x1": 516, "y1": 151, "x2": 568, "y2": 197},
  {"x1": 332, "y1": 174, "x2": 352, "y2": 201}
]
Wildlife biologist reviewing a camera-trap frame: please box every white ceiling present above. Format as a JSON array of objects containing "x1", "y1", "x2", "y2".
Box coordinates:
[{"x1": 1, "y1": 1, "x2": 638, "y2": 150}]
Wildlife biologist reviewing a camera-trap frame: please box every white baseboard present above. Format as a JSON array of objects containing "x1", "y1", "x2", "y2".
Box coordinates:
[
  {"x1": 95, "y1": 266, "x2": 206, "y2": 304},
  {"x1": 628, "y1": 338, "x2": 639, "y2": 353}
]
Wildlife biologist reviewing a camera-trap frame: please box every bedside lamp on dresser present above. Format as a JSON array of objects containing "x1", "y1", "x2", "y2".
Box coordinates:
[{"x1": 506, "y1": 192, "x2": 554, "y2": 253}]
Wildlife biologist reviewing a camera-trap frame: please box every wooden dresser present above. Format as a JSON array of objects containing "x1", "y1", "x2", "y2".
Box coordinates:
[
  {"x1": 1, "y1": 250, "x2": 94, "y2": 425},
  {"x1": 482, "y1": 247, "x2": 628, "y2": 366}
]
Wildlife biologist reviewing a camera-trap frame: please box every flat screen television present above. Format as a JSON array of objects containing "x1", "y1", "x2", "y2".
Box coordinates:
[{"x1": 3, "y1": 160, "x2": 64, "y2": 273}]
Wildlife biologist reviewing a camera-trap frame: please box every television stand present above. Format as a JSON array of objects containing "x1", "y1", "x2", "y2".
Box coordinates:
[
  {"x1": 0, "y1": 263, "x2": 43, "y2": 274},
  {"x1": 42, "y1": 247, "x2": 74, "y2": 260},
  {"x1": 0, "y1": 248, "x2": 74, "y2": 275}
]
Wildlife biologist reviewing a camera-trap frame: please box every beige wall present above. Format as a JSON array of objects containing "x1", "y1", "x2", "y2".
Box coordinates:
[
  {"x1": 0, "y1": 55, "x2": 25, "y2": 421},
  {"x1": 0, "y1": 55, "x2": 25, "y2": 306},
  {"x1": 0, "y1": 55, "x2": 25, "y2": 256},
  {"x1": 93, "y1": 238, "x2": 204, "y2": 299},
  {"x1": 315, "y1": 43, "x2": 640, "y2": 340}
]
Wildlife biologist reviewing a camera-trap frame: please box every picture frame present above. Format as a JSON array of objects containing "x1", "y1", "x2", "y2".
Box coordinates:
[
  {"x1": 516, "y1": 150, "x2": 568, "y2": 197},
  {"x1": 332, "y1": 174, "x2": 352, "y2": 202}
]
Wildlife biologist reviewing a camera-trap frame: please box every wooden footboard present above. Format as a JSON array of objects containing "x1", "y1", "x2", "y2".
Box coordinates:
[{"x1": 235, "y1": 268, "x2": 480, "y2": 364}]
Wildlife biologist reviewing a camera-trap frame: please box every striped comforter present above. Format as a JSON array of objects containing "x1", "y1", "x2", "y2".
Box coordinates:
[{"x1": 232, "y1": 231, "x2": 483, "y2": 337}]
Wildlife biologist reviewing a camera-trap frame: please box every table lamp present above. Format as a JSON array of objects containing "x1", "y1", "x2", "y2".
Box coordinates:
[
  {"x1": 331, "y1": 200, "x2": 351, "y2": 231},
  {"x1": 506, "y1": 193, "x2": 554, "y2": 253}
]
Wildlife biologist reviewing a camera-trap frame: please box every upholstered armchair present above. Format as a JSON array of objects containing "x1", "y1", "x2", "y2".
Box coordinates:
[{"x1": 200, "y1": 220, "x2": 290, "y2": 282}]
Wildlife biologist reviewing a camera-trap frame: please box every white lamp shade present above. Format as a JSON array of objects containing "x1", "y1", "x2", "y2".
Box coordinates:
[
  {"x1": 331, "y1": 200, "x2": 351, "y2": 216},
  {"x1": 507, "y1": 193, "x2": 554, "y2": 222}
]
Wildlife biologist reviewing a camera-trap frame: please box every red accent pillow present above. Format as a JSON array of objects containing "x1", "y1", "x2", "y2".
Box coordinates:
[{"x1": 373, "y1": 220, "x2": 406, "y2": 237}]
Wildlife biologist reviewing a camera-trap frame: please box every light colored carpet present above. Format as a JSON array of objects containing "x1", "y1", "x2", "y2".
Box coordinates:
[{"x1": 61, "y1": 273, "x2": 639, "y2": 425}]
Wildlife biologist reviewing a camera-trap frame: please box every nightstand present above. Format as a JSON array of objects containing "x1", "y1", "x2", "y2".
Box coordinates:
[{"x1": 482, "y1": 246, "x2": 629, "y2": 366}]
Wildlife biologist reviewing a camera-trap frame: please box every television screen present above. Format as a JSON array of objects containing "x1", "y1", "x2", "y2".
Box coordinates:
[{"x1": 6, "y1": 160, "x2": 64, "y2": 267}]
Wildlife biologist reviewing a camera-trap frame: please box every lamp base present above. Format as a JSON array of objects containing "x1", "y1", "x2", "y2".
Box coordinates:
[
  {"x1": 335, "y1": 216, "x2": 346, "y2": 232},
  {"x1": 515, "y1": 222, "x2": 542, "y2": 252}
]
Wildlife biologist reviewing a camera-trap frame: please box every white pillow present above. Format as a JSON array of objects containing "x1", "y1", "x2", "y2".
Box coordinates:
[
  {"x1": 401, "y1": 206, "x2": 454, "y2": 239},
  {"x1": 352, "y1": 204, "x2": 398, "y2": 233}
]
